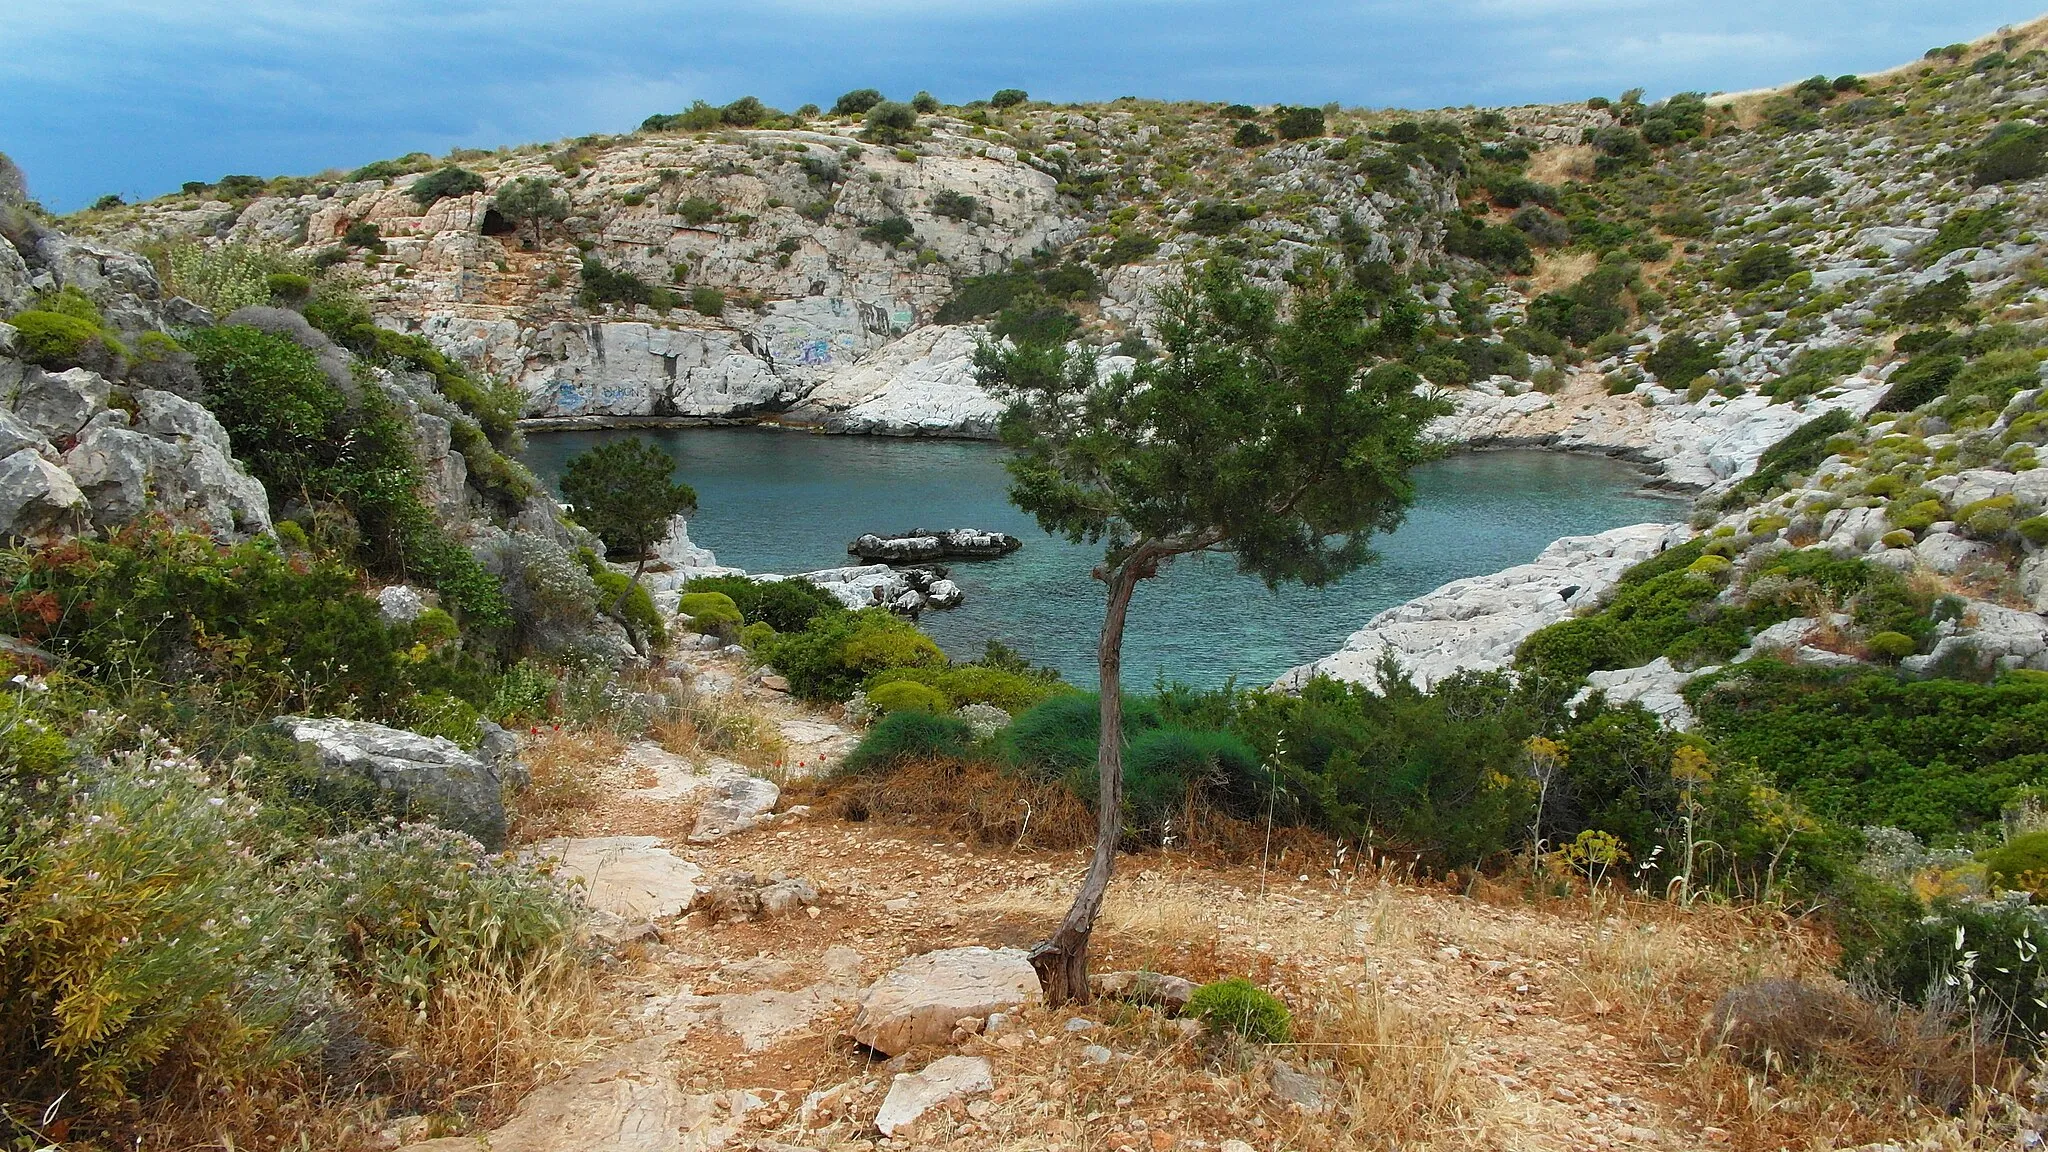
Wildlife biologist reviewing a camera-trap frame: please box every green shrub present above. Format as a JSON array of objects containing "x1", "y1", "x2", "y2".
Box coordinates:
[
  {"x1": 867, "y1": 680, "x2": 949, "y2": 715},
  {"x1": 679, "y1": 590, "x2": 739, "y2": 619},
  {"x1": 1886, "y1": 498, "x2": 1944, "y2": 534},
  {"x1": 1970, "y1": 122, "x2": 2048, "y2": 185},
  {"x1": 862, "y1": 101, "x2": 918, "y2": 143},
  {"x1": 861, "y1": 215, "x2": 915, "y2": 247},
  {"x1": 833, "y1": 88, "x2": 885, "y2": 116},
  {"x1": 689, "y1": 285, "x2": 726, "y2": 316},
  {"x1": 839, "y1": 710, "x2": 975, "y2": 774},
  {"x1": 865, "y1": 663, "x2": 1073, "y2": 713},
  {"x1": 677, "y1": 196, "x2": 720, "y2": 225},
  {"x1": 0, "y1": 742, "x2": 318, "y2": 1115},
  {"x1": 408, "y1": 165, "x2": 487, "y2": 206},
  {"x1": 1688, "y1": 661, "x2": 2048, "y2": 839},
  {"x1": 579, "y1": 257, "x2": 675, "y2": 311},
  {"x1": 758, "y1": 608, "x2": 943, "y2": 701},
  {"x1": 1983, "y1": 831, "x2": 2048, "y2": 896},
  {"x1": 590, "y1": 565, "x2": 668, "y2": 645},
  {"x1": 1867, "y1": 631, "x2": 1917, "y2": 662},
  {"x1": 1645, "y1": 334, "x2": 1721, "y2": 384},
  {"x1": 1854, "y1": 897, "x2": 2048, "y2": 1050},
  {"x1": 1721, "y1": 243, "x2": 1800, "y2": 289},
  {"x1": 290, "y1": 823, "x2": 575, "y2": 1009},
  {"x1": 740, "y1": 620, "x2": 776, "y2": 650},
  {"x1": 1272, "y1": 106, "x2": 1325, "y2": 140},
  {"x1": 8, "y1": 307, "x2": 117, "y2": 370},
  {"x1": 1184, "y1": 200, "x2": 1256, "y2": 236},
  {"x1": 1122, "y1": 725, "x2": 1264, "y2": 835},
  {"x1": 266, "y1": 271, "x2": 312, "y2": 304},
  {"x1": 682, "y1": 574, "x2": 842, "y2": 633},
  {"x1": 2018, "y1": 516, "x2": 2048, "y2": 546},
  {"x1": 1186, "y1": 978, "x2": 1293, "y2": 1043}
]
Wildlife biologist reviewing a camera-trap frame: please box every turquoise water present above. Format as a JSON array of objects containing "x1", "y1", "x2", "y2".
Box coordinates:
[{"x1": 522, "y1": 428, "x2": 1680, "y2": 688}]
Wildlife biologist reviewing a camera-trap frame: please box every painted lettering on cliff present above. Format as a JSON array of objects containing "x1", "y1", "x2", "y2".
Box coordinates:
[
  {"x1": 552, "y1": 379, "x2": 589, "y2": 413},
  {"x1": 799, "y1": 338, "x2": 832, "y2": 366},
  {"x1": 856, "y1": 300, "x2": 890, "y2": 335}
]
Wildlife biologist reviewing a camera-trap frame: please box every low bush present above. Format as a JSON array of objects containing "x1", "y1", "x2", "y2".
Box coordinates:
[
  {"x1": 866, "y1": 680, "x2": 948, "y2": 715},
  {"x1": 1688, "y1": 661, "x2": 2048, "y2": 839},
  {"x1": 1982, "y1": 831, "x2": 2048, "y2": 898},
  {"x1": 1645, "y1": 333, "x2": 1721, "y2": 385},
  {"x1": 1, "y1": 738, "x2": 319, "y2": 1117},
  {"x1": 758, "y1": 608, "x2": 944, "y2": 701},
  {"x1": 8, "y1": 306, "x2": 118, "y2": 371},
  {"x1": 579, "y1": 257, "x2": 676, "y2": 311},
  {"x1": 864, "y1": 663, "x2": 1073, "y2": 712},
  {"x1": 1186, "y1": 978, "x2": 1293, "y2": 1043},
  {"x1": 290, "y1": 822, "x2": 576, "y2": 1009},
  {"x1": 1726, "y1": 408, "x2": 1854, "y2": 500},
  {"x1": 682, "y1": 574, "x2": 842, "y2": 633},
  {"x1": 1720, "y1": 243, "x2": 1801, "y2": 290},
  {"x1": 1970, "y1": 122, "x2": 2048, "y2": 185},
  {"x1": 409, "y1": 165, "x2": 487, "y2": 207},
  {"x1": 838, "y1": 710, "x2": 975, "y2": 774}
]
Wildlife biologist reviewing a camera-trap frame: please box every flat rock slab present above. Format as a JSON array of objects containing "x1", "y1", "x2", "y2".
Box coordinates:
[
  {"x1": 400, "y1": 1038, "x2": 690, "y2": 1152},
  {"x1": 530, "y1": 836, "x2": 702, "y2": 919},
  {"x1": 875, "y1": 1055, "x2": 994, "y2": 1137},
  {"x1": 622, "y1": 741, "x2": 712, "y2": 801},
  {"x1": 688, "y1": 773, "x2": 781, "y2": 843},
  {"x1": 647, "y1": 985, "x2": 854, "y2": 1053},
  {"x1": 847, "y1": 946, "x2": 1043, "y2": 1056},
  {"x1": 277, "y1": 714, "x2": 504, "y2": 846}
]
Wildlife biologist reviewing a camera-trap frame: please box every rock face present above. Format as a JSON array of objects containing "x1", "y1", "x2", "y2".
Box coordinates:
[
  {"x1": 873, "y1": 1055, "x2": 995, "y2": 1137},
  {"x1": 277, "y1": 716, "x2": 506, "y2": 846},
  {"x1": 847, "y1": 946, "x2": 1044, "y2": 1056},
  {"x1": 1432, "y1": 371, "x2": 1891, "y2": 492},
  {"x1": 1280, "y1": 522, "x2": 1690, "y2": 691},
  {"x1": 528, "y1": 836, "x2": 704, "y2": 919},
  {"x1": 0, "y1": 362, "x2": 272, "y2": 541}
]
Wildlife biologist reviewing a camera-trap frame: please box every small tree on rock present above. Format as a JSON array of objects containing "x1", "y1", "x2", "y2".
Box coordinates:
[
  {"x1": 492, "y1": 176, "x2": 569, "y2": 248},
  {"x1": 973, "y1": 261, "x2": 1448, "y2": 1003},
  {"x1": 560, "y1": 437, "x2": 697, "y2": 654}
]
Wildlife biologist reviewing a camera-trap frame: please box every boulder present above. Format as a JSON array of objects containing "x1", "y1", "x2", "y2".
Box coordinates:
[
  {"x1": 1914, "y1": 531, "x2": 1995, "y2": 575},
  {"x1": 0, "y1": 408, "x2": 51, "y2": 460},
  {"x1": 528, "y1": 836, "x2": 703, "y2": 919},
  {"x1": 847, "y1": 946, "x2": 1044, "y2": 1056},
  {"x1": 277, "y1": 715, "x2": 506, "y2": 846},
  {"x1": 873, "y1": 1055, "x2": 994, "y2": 1137},
  {"x1": 0, "y1": 448, "x2": 87, "y2": 540},
  {"x1": 376, "y1": 584, "x2": 430, "y2": 624},
  {"x1": 9, "y1": 367, "x2": 109, "y2": 441},
  {"x1": 687, "y1": 772, "x2": 780, "y2": 843},
  {"x1": 849, "y1": 528, "x2": 1021, "y2": 563},
  {"x1": 924, "y1": 578, "x2": 965, "y2": 608}
]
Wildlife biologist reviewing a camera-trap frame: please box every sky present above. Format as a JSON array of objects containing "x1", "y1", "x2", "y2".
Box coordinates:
[{"x1": 1, "y1": 1, "x2": 2041, "y2": 213}]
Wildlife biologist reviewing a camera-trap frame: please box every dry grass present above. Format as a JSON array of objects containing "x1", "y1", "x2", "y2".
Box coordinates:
[
  {"x1": 1283, "y1": 986, "x2": 1500, "y2": 1151},
  {"x1": 1526, "y1": 143, "x2": 1595, "y2": 185},
  {"x1": 651, "y1": 693, "x2": 789, "y2": 770},
  {"x1": 370, "y1": 949, "x2": 607, "y2": 1131},
  {"x1": 507, "y1": 726, "x2": 629, "y2": 841},
  {"x1": 792, "y1": 758, "x2": 1098, "y2": 849},
  {"x1": 124, "y1": 949, "x2": 607, "y2": 1152},
  {"x1": 1528, "y1": 249, "x2": 1596, "y2": 296}
]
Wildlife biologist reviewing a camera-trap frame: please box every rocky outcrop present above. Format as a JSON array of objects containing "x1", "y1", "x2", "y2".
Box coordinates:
[
  {"x1": 846, "y1": 946, "x2": 1043, "y2": 1056},
  {"x1": 0, "y1": 449, "x2": 87, "y2": 540},
  {"x1": 277, "y1": 715, "x2": 507, "y2": 846},
  {"x1": 1279, "y1": 522, "x2": 1690, "y2": 692},
  {"x1": 1432, "y1": 370, "x2": 1892, "y2": 492},
  {"x1": 849, "y1": 528, "x2": 1021, "y2": 563}
]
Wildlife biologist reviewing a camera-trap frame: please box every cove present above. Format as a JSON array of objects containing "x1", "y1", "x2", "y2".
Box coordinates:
[{"x1": 522, "y1": 428, "x2": 1681, "y2": 689}]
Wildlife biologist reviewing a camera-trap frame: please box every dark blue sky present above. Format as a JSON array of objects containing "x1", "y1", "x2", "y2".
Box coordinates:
[{"x1": 3, "y1": 1, "x2": 2039, "y2": 212}]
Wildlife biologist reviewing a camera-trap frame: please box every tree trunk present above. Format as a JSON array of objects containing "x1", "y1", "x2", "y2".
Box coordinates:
[{"x1": 1030, "y1": 558, "x2": 1143, "y2": 1004}]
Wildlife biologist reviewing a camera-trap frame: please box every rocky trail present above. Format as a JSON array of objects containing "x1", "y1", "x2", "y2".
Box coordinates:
[{"x1": 397, "y1": 646, "x2": 1851, "y2": 1152}]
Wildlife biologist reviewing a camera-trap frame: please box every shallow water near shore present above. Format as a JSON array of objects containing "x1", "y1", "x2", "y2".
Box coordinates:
[{"x1": 523, "y1": 428, "x2": 1681, "y2": 689}]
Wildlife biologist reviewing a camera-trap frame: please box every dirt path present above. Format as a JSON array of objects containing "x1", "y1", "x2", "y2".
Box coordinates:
[{"x1": 404, "y1": 649, "x2": 1863, "y2": 1152}]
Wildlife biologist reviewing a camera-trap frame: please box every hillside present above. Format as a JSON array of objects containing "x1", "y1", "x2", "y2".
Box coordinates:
[{"x1": 8, "y1": 13, "x2": 2048, "y2": 1152}]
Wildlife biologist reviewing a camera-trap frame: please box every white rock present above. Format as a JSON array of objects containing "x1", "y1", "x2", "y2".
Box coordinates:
[
  {"x1": 1914, "y1": 531, "x2": 1995, "y2": 574},
  {"x1": 1578, "y1": 658, "x2": 1706, "y2": 730},
  {"x1": 873, "y1": 1055, "x2": 994, "y2": 1137},
  {"x1": 687, "y1": 772, "x2": 780, "y2": 843},
  {"x1": 376, "y1": 584, "x2": 429, "y2": 624},
  {"x1": 847, "y1": 946, "x2": 1044, "y2": 1056},
  {"x1": 1280, "y1": 522, "x2": 1689, "y2": 691},
  {"x1": 0, "y1": 447, "x2": 87, "y2": 541},
  {"x1": 528, "y1": 836, "x2": 703, "y2": 919},
  {"x1": 277, "y1": 715, "x2": 505, "y2": 845}
]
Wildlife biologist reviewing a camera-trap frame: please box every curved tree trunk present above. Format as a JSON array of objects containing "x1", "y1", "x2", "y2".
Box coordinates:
[{"x1": 1030, "y1": 559, "x2": 1143, "y2": 1005}]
